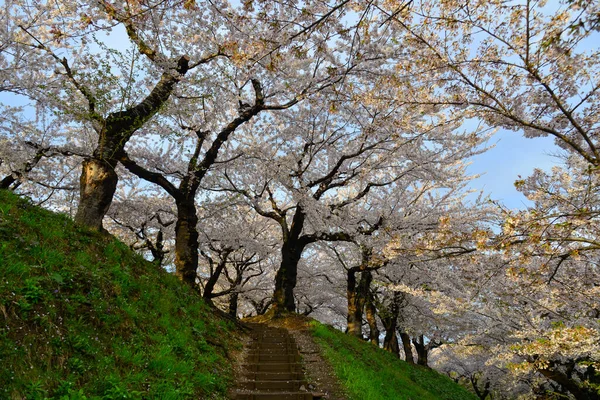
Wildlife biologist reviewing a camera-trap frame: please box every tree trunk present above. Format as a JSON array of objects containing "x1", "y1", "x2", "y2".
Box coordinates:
[
  {"x1": 273, "y1": 240, "x2": 304, "y2": 313},
  {"x1": 399, "y1": 331, "x2": 415, "y2": 364},
  {"x1": 382, "y1": 325, "x2": 400, "y2": 357},
  {"x1": 147, "y1": 230, "x2": 166, "y2": 266},
  {"x1": 74, "y1": 157, "x2": 118, "y2": 231},
  {"x1": 412, "y1": 335, "x2": 429, "y2": 367},
  {"x1": 346, "y1": 252, "x2": 374, "y2": 338},
  {"x1": 272, "y1": 206, "x2": 309, "y2": 314},
  {"x1": 381, "y1": 290, "x2": 401, "y2": 357},
  {"x1": 174, "y1": 198, "x2": 200, "y2": 288},
  {"x1": 346, "y1": 268, "x2": 362, "y2": 337},
  {"x1": 203, "y1": 256, "x2": 228, "y2": 302},
  {"x1": 470, "y1": 376, "x2": 490, "y2": 400},
  {"x1": 365, "y1": 289, "x2": 379, "y2": 345},
  {"x1": 228, "y1": 291, "x2": 239, "y2": 318}
]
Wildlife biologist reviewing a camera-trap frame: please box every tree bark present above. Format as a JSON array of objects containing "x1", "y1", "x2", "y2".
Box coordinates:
[
  {"x1": 203, "y1": 254, "x2": 229, "y2": 302},
  {"x1": 399, "y1": 331, "x2": 415, "y2": 364},
  {"x1": 273, "y1": 239, "x2": 305, "y2": 313},
  {"x1": 346, "y1": 267, "x2": 362, "y2": 337},
  {"x1": 381, "y1": 290, "x2": 402, "y2": 357},
  {"x1": 147, "y1": 230, "x2": 166, "y2": 266},
  {"x1": 382, "y1": 325, "x2": 400, "y2": 357},
  {"x1": 365, "y1": 290, "x2": 380, "y2": 345},
  {"x1": 412, "y1": 335, "x2": 429, "y2": 367},
  {"x1": 470, "y1": 376, "x2": 490, "y2": 400},
  {"x1": 346, "y1": 267, "x2": 373, "y2": 338},
  {"x1": 228, "y1": 291, "x2": 239, "y2": 318},
  {"x1": 174, "y1": 198, "x2": 200, "y2": 288},
  {"x1": 272, "y1": 207, "x2": 310, "y2": 314},
  {"x1": 74, "y1": 157, "x2": 118, "y2": 231}
]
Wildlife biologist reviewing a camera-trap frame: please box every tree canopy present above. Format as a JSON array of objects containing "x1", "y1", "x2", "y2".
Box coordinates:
[{"x1": 1, "y1": 0, "x2": 599, "y2": 398}]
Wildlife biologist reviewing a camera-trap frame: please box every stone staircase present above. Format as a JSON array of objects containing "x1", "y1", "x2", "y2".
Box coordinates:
[{"x1": 234, "y1": 324, "x2": 324, "y2": 400}]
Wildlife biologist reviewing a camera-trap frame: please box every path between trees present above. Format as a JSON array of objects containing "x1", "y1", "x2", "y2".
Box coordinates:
[{"x1": 231, "y1": 318, "x2": 346, "y2": 400}]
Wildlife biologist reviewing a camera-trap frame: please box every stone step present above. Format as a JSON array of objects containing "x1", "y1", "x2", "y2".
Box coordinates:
[
  {"x1": 238, "y1": 380, "x2": 306, "y2": 391},
  {"x1": 249, "y1": 340, "x2": 298, "y2": 346},
  {"x1": 246, "y1": 354, "x2": 301, "y2": 363},
  {"x1": 249, "y1": 341, "x2": 298, "y2": 348},
  {"x1": 243, "y1": 362, "x2": 304, "y2": 372},
  {"x1": 246, "y1": 347, "x2": 299, "y2": 354},
  {"x1": 247, "y1": 350, "x2": 300, "y2": 356},
  {"x1": 253, "y1": 338, "x2": 296, "y2": 344},
  {"x1": 236, "y1": 323, "x2": 324, "y2": 400},
  {"x1": 243, "y1": 371, "x2": 306, "y2": 381},
  {"x1": 248, "y1": 346, "x2": 300, "y2": 353},
  {"x1": 235, "y1": 391, "x2": 314, "y2": 400}
]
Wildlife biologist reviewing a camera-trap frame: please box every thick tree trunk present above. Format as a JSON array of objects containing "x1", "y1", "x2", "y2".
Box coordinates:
[
  {"x1": 381, "y1": 290, "x2": 402, "y2": 357},
  {"x1": 174, "y1": 199, "x2": 200, "y2": 288},
  {"x1": 412, "y1": 335, "x2": 429, "y2": 367},
  {"x1": 347, "y1": 268, "x2": 373, "y2": 338},
  {"x1": 272, "y1": 206, "x2": 309, "y2": 314},
  {"x1": 346, "y1": 268, "x2": 362, "y2": 337},
  {"x1": 74, "y1": 157, "x2": 118, "y2": 231},
  {"x1": 365, "y1": 291, "x2": 380, "y2": 345},
  {"x1": 228, "y1": 291, "x2": 239, "y2": 318},
  {"x1": 273, "y1": 240, "x2": 304, "y2": 313},
  {"x1": 357, "y1": 270, "x2": 373, "y2": 336},
  {"x1": 399, "y1": 331, "x2": 415, "y2": 364},
  {"x1": 382, "y1": 325, "x2": 400, "y2": 357}
]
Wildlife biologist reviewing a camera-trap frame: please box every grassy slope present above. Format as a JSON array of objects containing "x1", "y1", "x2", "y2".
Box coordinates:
[
  {"x1": 0, "y1": 190, "x2": 238, "y2": 400},
  {"x1": 311, "y1": 321, "x2": 478, "y2": 400}
]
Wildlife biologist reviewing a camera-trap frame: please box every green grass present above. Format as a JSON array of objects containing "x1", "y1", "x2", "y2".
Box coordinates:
[
  {"x1": 0, "y1": 190, "x2": 239, "y2": 399},
  {"x1": 310, "y1": 321, "x2": 477, "y2": 400}
]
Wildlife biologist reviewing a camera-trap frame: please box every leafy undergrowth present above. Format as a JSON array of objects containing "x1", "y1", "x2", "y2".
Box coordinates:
[
  {"x1": 311, "y1": 321, "x2": 478, "y2": 400},
  {"x1": 0, "y1": 190, "x2": 239, "y2": 399}
]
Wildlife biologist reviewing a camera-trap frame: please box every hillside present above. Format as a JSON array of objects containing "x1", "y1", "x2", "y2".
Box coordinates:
[
  {"x1": 310, "y1": 322, "x2": 478, "y2": 400},
  {"x1": 244, "y1": 314, "x2": 478, "y2": 400},
  {"x1": 0, "y1": 190, "x2": 238, "y2": 399},
  {"x1": 1, "y1": 189, "x2": 477, "y2": 400}
]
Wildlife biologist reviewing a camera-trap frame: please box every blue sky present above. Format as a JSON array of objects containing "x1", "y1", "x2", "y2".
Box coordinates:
[{"x1": 466, "y1": 130, "x2": 560, "y2": 209}]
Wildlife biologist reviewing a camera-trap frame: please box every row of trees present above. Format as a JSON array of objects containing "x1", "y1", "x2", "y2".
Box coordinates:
[{"x1": 1, "y1": 0, "x2": 599, "y2": 398}]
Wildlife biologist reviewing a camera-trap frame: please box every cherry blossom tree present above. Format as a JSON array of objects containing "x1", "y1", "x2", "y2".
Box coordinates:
[
  {"x1": 383, "y1": 0, "x2": 599, "y2": 165},
  {"x1": 0, "y1": 105, "x2": 84, "y2": 210},
  {"x1": 195, "y1": 200, "x2": 278, "y2": 314},
  {"x1": 4, "y1": 0, "x2": 362, "y2": 231},
  {"x1": 107, "y1": 180, "x2": 176, "y2": 266},
  {"x1": 374, "y1": 1, "x2": 600, "y2": 396},
  {"x1": 219, "y1": 76, "x2": 486, "y2": 311},
  {"x1": 5, "y1": 1, "x2": 600, "y2": 396}
]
